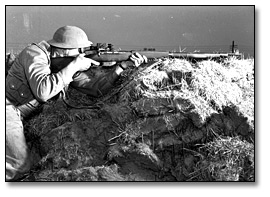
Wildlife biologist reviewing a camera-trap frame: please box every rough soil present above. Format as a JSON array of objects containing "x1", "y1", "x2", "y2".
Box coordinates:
[{"x1": 6, "y1": 55, "x2": 254, "y2": 182}]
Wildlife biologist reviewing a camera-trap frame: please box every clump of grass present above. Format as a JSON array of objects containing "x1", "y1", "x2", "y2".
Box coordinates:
[
  {"x1": 27, "y1": 164, "x2": 126, "y2": 181},
  {"x1": 223, "y1": 58, "x2": 254, "y2": 82},
  {"x1": 24, "y1": 101, "x2": 69, "y2": 137},
  {"x1": 223, "y1": 58, "x2": 254, "y2": 129},
  {"x1": 106, "y1": 122, "x2": 161, "y2": 166},
  {"x1": 200, "y1": 135, "x2": 254, "y2": 181},
  {"x1": 24, "y1": 95, "x2": 99, "y2": 147},
  {"x1": 191, "y1": 60, "x2": 243, "y2": 111},
  {"x1": 139, "y1": 69, "x2": 169, "y2": 91},
  {"x1": 160, "y1": 59, "x2": 194, "y2": 72},
  {"x1": 123, "y1": 59, "x2": 193, "y2": 101}
]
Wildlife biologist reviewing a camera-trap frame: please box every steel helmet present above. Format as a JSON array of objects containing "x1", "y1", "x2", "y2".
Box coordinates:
[{"x1": 48, "y1": 26, "x2": 92, "y2": 49}]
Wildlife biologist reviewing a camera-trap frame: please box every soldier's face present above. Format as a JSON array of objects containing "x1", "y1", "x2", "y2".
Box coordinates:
[{"x1": 50, "y1": 47, "x2": 80, "y2": 58}]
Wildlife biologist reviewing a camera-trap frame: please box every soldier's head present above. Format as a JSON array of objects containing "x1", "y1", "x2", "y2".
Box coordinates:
[{"x1": 48, "y1": 25, "x2": 92, "y2": 58}]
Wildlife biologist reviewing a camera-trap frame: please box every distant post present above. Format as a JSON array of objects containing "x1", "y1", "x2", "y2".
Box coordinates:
[{"x1": 230, "y1": 41, "x2": 238, "y2": 53}]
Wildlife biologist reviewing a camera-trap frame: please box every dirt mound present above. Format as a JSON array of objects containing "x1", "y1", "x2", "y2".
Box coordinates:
[{"x1": 22, "y1": 58, "x2": 254, "y2": 181}]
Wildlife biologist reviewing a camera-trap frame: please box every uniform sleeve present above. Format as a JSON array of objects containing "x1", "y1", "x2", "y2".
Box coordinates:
[
  {"x1": 70, "y1": 67, "x2": 120, "y2": 98},
  {"x1": 21, "y1": 45, "x2": 71, "y2": 102}
]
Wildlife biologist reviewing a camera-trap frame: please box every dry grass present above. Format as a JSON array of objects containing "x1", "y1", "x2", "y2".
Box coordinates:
[
  {"x1": 200, "y1": 135, "x2": 254, "y2": 181},
  {"x1": 118, "y1": 58, "x2": 254, "y2": 127},
  {"x1": 191, "y1": 60, "x2": 242, "y2": 110},
  {"x1": 21, "y1": 57, "x2": 254, "y2": 182}
]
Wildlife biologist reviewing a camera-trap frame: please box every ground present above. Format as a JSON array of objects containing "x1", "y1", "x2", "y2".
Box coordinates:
[{"x1": 6, "y1": 55, "x2": 254, "y2": 182}]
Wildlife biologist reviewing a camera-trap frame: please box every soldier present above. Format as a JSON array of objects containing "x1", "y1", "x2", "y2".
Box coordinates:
[{"x1": 6, "y1": 25, "x2": 147, "y2": 181}]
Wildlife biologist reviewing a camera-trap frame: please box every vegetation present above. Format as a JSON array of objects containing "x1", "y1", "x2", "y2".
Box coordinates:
[{"x1": 6, "y1": 53, "x2": 254, "y2": 181}]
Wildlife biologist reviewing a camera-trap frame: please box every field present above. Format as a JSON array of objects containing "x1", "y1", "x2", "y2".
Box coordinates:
[{"x1": 7, "y1": 55, "x2": 254, "y2": 181}]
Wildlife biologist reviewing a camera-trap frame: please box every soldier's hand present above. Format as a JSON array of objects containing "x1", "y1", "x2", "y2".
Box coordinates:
[
  {"x1": 118, "y1": 52, "x2": 148, "y2": 71},
  {"x1": 72, "y1": 54, "x2": 100, "y2": 72},
  {"x1": 130, "y1": 52, "x2": 148, "y2": 67}
]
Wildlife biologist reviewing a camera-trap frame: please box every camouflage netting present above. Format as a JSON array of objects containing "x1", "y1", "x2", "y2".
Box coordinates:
[{"x1": 19, "y1": 57, "x2": 254, "y2": 181}]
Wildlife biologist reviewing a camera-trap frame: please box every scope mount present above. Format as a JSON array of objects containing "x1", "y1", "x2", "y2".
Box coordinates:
[{"x1": 90, "y1": 43, "x2": 114, "y2": 52}]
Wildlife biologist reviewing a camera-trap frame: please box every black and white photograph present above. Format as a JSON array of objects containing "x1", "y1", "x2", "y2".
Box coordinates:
[{"x1": 5, "y1": 5, "x2": 255, "y2": 183}]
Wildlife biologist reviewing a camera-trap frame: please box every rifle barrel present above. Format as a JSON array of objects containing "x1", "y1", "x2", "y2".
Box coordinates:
[
  {"x1": 169, "y1": 52, "x2": 229, "y2": 59},
  {"x1": 86, "y1": 50, "x2": 229, "y2": 62}
]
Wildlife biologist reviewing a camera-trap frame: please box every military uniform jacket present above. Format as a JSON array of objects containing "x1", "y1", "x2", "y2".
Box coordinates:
[{"x1": 6, "y1": 40, "x2": 119, "y2": 108}]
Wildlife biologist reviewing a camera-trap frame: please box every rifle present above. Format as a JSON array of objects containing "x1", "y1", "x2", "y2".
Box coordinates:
[{"x1": 50, "y1": 43, "x2": 230, "y2": 73}]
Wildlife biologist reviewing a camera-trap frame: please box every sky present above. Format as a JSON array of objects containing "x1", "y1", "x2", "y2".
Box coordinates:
[{"x1": 6, "y1": 5, "x2": 254, "y2": 57}]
